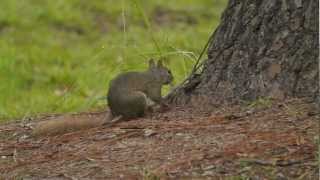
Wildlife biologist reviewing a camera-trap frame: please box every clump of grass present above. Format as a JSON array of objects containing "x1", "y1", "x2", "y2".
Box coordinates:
[
  {"x1": 0, "y1": 0, "x2": 227, "y2": 121},
  {"x1": 247, "y1": 97, "x2": 273, "y2": 109},
  {"x1": 141, "y1": 168, "x2": 161, "y2": 180}
]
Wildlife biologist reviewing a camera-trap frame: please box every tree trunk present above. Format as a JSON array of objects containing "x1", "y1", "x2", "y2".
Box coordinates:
[{"x1": 167, "y1": 0, "x2": 319, "y2": 107}]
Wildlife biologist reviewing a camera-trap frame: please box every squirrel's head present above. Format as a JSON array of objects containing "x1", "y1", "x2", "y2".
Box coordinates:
[{"x1": 148, "y1": 59, "x2": 173, "y2": 85}]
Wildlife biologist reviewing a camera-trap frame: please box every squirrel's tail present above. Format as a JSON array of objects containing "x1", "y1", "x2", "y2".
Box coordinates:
[{"x1": 32, "y1": 112, "x2": 110, "y2": 137}]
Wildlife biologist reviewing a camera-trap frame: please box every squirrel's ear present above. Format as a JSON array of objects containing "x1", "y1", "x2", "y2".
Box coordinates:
[
  {"x1": 148, "y1": 59, "x2": 156, "y2": 69},
  {"x1": 157, "y1": 59, "x2": 163, "y2": 67}
]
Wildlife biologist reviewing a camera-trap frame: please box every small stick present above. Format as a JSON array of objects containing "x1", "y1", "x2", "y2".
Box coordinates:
[{"x1": 240, "y1": 158, "x2": 303, "y2": 167}]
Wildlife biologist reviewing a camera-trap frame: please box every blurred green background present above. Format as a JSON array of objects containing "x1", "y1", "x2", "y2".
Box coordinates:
[{"x1": 0, "y1": 0, "x2": 227, "y2": 121}]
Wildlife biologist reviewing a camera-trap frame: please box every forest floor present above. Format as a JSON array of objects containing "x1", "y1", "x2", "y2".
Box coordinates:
[{"x1": 0, "y1": 98, "x2": 319, "y2": 179}]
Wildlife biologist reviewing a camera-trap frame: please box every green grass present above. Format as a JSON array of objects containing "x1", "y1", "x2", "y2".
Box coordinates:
[{"x1": 0, "y1": 0, "x2": 227, "y2": 121}]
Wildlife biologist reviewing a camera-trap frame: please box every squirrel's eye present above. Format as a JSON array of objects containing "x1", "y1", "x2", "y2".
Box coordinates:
[{"x1": 168, "y1": 70, "x2": 171, "y2": 74}]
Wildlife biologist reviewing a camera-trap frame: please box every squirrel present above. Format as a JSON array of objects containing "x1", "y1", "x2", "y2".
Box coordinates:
[
  {"x1": 32, "y1": 59, "x2": 173, "y2": 136},
  {"x1": 107, "y1": 59, "x2": 173, "y2": 119}
]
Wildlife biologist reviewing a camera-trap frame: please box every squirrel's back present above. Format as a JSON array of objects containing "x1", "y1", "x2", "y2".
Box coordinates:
[{"x1": 108, "y1": 71, "x2": 151, "y2": 95}]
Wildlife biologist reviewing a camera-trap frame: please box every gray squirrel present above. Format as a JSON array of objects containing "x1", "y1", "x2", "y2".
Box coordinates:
[
  {"x1": 107, "y1": 59, "x2": 173, "y2": 119},
  {"x1": 32, "y1": 59, "x2": 173, "y2": 136}
]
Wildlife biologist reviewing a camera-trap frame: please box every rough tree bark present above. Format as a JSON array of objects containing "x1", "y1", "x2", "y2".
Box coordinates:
[{"x1": 167, "y1": 0, "x2": 319, "y2": 107}]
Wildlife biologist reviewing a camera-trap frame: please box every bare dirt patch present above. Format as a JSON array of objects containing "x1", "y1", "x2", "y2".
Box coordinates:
[{"x1": 0, "y1": 98, "x2": 318, "y2": 179}]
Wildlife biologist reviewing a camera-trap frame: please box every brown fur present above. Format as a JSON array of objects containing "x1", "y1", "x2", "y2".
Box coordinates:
[{"x1": 32, "y1": 113, "x2": 108, "y2": 136}]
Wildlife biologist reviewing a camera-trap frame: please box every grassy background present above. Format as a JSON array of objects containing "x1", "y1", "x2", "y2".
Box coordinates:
[{"x1": 0, "y1": 0, "x2": 227, "y2": 121}]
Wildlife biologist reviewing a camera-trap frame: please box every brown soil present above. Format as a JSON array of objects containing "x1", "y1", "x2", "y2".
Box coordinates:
[{"x1": 0, "y1": 98, "x2": 318, "y2": 179}]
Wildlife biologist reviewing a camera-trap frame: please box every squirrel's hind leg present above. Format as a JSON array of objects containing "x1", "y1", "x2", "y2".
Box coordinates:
[{"x1": 121, "y1": 91, "x2": 147, "y2": 118}]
